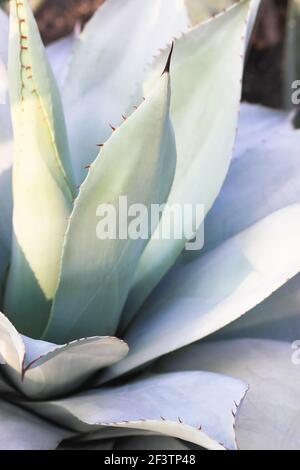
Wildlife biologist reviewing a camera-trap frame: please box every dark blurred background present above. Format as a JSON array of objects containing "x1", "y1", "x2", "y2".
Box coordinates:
[{"x1": 3, "y1": 0, "x2": 292, "y2": 109}]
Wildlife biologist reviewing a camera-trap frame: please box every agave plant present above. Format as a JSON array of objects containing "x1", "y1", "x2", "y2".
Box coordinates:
[{"x1": 0, "y1": 0, "x2": 300, "y2": 451}]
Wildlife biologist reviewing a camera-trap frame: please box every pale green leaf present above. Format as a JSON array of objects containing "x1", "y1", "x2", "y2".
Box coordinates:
[
  {"x1": 4, "y1": 0, "x2": 75, "y2": 338},
  {"x1": 0, "y1": 8, "x2": 8, "y2": 64},
  {"x1": 27, "y1": 371, "x2": 247, "y2": 450},
  {"x1": 200, "y1": 104, "x2": 300, "y2": 254},
  {"x1": 0, "y1": 59, "x2": 12, "y2": 290},
  {"x1": 46, "y1": 32, "x2": 77, "y2": 90},
  {"x1": 103, "y1": 204, "x2": 300, "y2": 381},
  {"x1": 156, "y1": 339, "x2": 300, "y2": 450},
  {"x1": 0, "y1": 10, "x2": 12, "y2": 289},
  {"x1": 122, "y1": 0, "x2": 259, "y2": 329},
  {"x1": 62, "y1": 0, "x2": 191, "y2": 184},
  {"x1": 43, "y1": 70, "x2": 176, "y2": 343},
  {"x1": 0, "y1": 310, "x2": 24, "y2": 371},
  {"x1": 0, "y1": 399, "x2": 69, "y2": 450},
  {"x1": 213, "y1": 273, "x2": 300, "y2": 342},
  {"x1": 0, "y1": 311, "x2": 128, "y2": 399}
]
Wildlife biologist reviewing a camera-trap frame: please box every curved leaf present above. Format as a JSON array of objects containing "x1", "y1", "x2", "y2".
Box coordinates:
[
  {"x1": 156, "y1": 339, "x2": 300, "y2": 450},
  {"x1": 4, "y1": 0, "x2": 75, "y2": 337},
  {"x1": 104, "y1": 204, "x2": 300, "y2": 381},
  {"x1": 44, "y1": 69, "x2": 176, "y2": 343},
  {"x1": 201, "y1": 104, "x2": 300, "y2": 254},
  {"x1": 62, "y1": 0, "x2": 191, "y2": 184},
  {"x1": 0, "y1": 312, "x2": 128, "y2": 399},
  {"x1": 122, "y1": 0, "x2": 260, "y2": 329},
  {"x1": 0, "y1": 57, "x2": 12, "y2": 290},
  {"x1": 28, "y1": 371, "x2": 248, "y2": 450},
  {"x1": 213, "y1": 273, "x2": 300, "y2": 342},
  {"x1": 0, "y1": 399, "x2": 68, "y2": 450},
  {"x1": 0, "y1": 311, "x2": 24, "y2": 371},
  {"x1": 0, "y1": 10, "x2": 12, "y2": 289}
]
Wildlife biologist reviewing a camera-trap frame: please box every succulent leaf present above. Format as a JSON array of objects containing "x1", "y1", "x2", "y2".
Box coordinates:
[
  {"x1": 27, "y1": 371, "x2": 247, "y2": 450},
  {"x1": 0, "y1": 68, "x2": 12, "y2": 290},
  {"x1": 44, "y1": 69, "x2": 176, "y2": 343},
  {"x1": 62, "y1": 0, "x2": 191, "y2": 184},
  {"x1": 46, "y1": 33, "x2": 77, "y2": 90},
  {"x1": 0, "y1": 7, "x2": 8, "y2": 63},
  {"x1": 156, "y1": 339, "x2": 300, "y2": 450},
  {"x1": 0, "y1": 311, "x2": 128, "y2": 399},
  {"x1": 213, "y1": 272, "x2": 300, "y2": 342},
  {"x1": 0, "y1": 309, "x2": 24, "y2": 370},
  {"x1": 0, "y1": 9, "x2": 12, "y2": 289},
  {"x1": 4, "y1": 0, "x2": 75, "y2": 337},
  {"x1": 0, "y1": 399, "x2": 69, "y2": 450},
  {"x1": 122, "y1": 0, "x2": 260, "y2": 329},
  {"x1": 201, "y1": 103, "x2": 300, "y2": 254},
  {"x1": 104, "y1": 204, "x2": 300, "y2": 381}
]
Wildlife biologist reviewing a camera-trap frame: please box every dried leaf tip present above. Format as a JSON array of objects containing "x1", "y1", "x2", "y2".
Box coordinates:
[{"x1": 162, "y1": 42, "x2": 174, "y2": 75}]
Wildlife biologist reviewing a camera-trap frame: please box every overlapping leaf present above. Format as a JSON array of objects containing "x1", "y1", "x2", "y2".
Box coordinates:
[
  {"x1": 104, "y1": 204, "x2": 300, "y2": 381},
  {"x1": 122, "y1": 0, "x2": 259, "y2": 329},
  {"x1": 44, "y1": 69, "x2": 176, "y2": 343},
  {"x1": 28, "y1": 371, "x2": 247, "y2": 450},
  {"x1": 0, "y1": 399, "x2": 68, "y2": 450},
  {"x1": 62, "y1": 0, "x2": 191, "y2": 183},
  {"x1": 0, "y1": 311, "x2": 128, "y2": 399},
  {"x1": 4, "y1": 0, "x2": 75, "y2": 338},
  {"x1": 156, "y1": 339, "x2": 300, "y2": 450},
  {"x1": 0, "y1": 9, "x2": 12, "y2": 289}
]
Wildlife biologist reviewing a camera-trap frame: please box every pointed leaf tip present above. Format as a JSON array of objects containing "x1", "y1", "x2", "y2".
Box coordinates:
[{"x1": 162, "y1": 42, "x2": 174, "y2": 75}]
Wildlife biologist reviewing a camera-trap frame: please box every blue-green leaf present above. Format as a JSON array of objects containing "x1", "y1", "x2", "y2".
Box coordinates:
[
  {"x1": 104, "y1": 204, "x2": 300, "y2": 381},
  {"x1": 156, "y1": 339, "x2": 300, "y2": 450},
  {"x1": 44, "y1": 69, "x2": 176, "y2": 343},
  {"x1": 0, "y1": 399, "x2": 68, "y2": 450},
  {"x1": 0, "y1": 311, "x2": 128, "y2": 399},
  {"x1": 122, "y1": 0, "x2": 260, "y2": 330},
  {"x1": 27, "y1": 371, "x2": 247, "y2": 450},
  {"x1": 62, "y1": 0, "x2": 191, "y2": 184}
]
